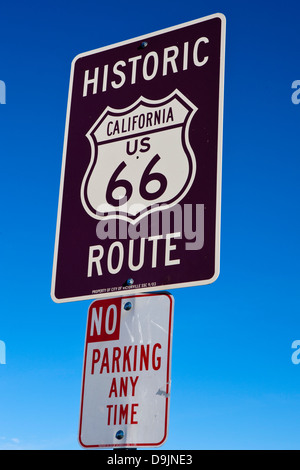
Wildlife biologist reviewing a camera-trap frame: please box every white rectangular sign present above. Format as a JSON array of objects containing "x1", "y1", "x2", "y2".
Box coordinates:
[{"x1": 79, "y1": 292, "x2": 174, "y2": 448}]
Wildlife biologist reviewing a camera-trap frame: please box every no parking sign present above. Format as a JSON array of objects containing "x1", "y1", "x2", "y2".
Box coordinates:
[{"x1": 79, "y1": 293, "x2": 174, "y2": 448}]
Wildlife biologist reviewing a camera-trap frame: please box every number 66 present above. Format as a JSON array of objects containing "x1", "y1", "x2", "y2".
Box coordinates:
[{"x1": 106, "y1": 154, "x2": 167, "y2": 207}]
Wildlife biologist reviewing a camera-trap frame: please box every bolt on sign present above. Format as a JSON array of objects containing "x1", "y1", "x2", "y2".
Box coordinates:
[
  {"x1": 51, "y1": 13, "x2": 226, "y2": 302},
  {"x1": 78, "y1": 293, "x2": 174, "y2": 448}
]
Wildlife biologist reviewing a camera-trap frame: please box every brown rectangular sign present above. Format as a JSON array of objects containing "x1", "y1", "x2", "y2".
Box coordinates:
[{"x1": 51, "y1": 14, "x2": 226, "y2": 302}]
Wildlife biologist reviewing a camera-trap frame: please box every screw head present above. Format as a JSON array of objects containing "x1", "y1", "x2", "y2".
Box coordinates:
[
  {"x1": 126, "y1": 278, "x2": 134, "y2": 286},
  {"x1": 115, "y1": 430, "x2": 124, "y2": 440},
  {"x1": 124, "y1": 302, "x2": 132, "y2": 311}
]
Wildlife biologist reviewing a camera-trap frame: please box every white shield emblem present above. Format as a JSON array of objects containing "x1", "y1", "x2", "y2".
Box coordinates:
[{"x1": 81, "y1": 89, "x2": 197, "y2": 224}]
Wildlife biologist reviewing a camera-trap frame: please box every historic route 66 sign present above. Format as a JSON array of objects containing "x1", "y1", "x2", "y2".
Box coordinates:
[
  {"x1": 81, "y1": 90, "x2": 197, "y2": 223},
  {"x1": 51, "y1": 14, "x2": 226, "y2": 303}
]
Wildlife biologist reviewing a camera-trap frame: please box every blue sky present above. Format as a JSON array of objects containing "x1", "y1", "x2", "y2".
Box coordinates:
[{"x1": 0, "y1": 0, "x2": 300, "y2": 450}]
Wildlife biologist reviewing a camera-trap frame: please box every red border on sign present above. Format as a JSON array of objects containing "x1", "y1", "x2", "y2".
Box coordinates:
[{"x1": 78, "y1": 292, "x2": 174, "y2": 449}]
